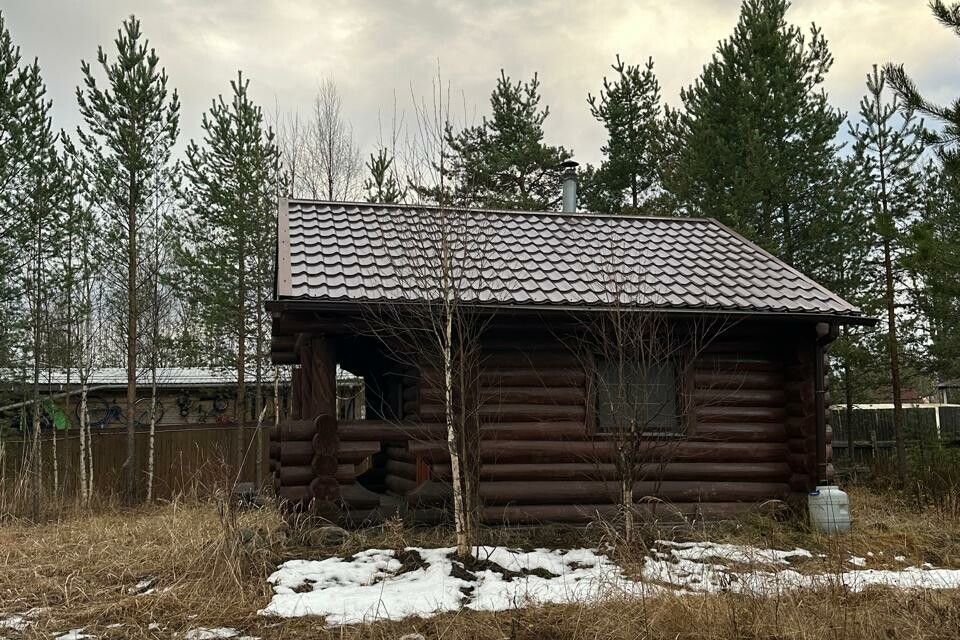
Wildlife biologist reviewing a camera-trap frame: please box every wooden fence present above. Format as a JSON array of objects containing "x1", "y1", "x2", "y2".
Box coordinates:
[
  {"x1": 831, "y1": 405, "x2": 960, "y2": 464},
  {"x1": 0, "y1": 422, "x2": 271, "y2": 500}
]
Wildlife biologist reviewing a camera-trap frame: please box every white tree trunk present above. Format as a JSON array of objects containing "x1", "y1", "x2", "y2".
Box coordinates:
[
  {"x1": 79, "y1": 382, "x2": 88, "y2": 505},
  {"x1": 146, "y1": 372, "x2": 157, "y2": 502}
]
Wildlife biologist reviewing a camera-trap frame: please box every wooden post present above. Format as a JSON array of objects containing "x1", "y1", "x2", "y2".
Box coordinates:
[{"x1": 301, "y1": 335, "x2": 339, "y2": 518}]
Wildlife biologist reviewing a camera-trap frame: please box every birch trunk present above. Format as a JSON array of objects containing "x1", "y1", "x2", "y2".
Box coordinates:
[
  {"x1": 79, "y1": 381, "x2": 88, "y2": 505},
  {"x1": 146, "y1": 369, "x2": 157, "y2": 502}
]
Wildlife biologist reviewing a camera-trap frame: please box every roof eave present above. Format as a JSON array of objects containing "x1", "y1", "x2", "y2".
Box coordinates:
[{"x1": 266, "y1": 297, "x2": 879, "y2": 327}]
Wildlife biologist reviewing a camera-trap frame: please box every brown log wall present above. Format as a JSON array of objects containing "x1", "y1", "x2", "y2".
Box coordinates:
[
  {"x1": 393, "y1": 329, "x2": 808, "y2": 522},
  {"x1": 268, "y1": 321, "x2": 824, "y2": 524}
]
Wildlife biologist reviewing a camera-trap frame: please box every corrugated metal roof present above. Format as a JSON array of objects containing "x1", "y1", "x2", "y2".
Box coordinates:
[
  {"x1": 0, "y1": 367, "x2": 248, "y2": 388},
  {"x1": 276, "y1": 200, "x2": 866, "y2": 320}
]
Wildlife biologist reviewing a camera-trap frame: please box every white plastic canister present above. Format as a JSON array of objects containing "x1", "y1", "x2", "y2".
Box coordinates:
[{"x1": 808, "y1": 485, "x2": 851, "y2": 533}]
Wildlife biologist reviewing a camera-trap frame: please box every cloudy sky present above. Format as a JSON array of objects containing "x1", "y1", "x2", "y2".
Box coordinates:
[{"x1": 3, "y1": 1, "x2": 958, "y2": 166}]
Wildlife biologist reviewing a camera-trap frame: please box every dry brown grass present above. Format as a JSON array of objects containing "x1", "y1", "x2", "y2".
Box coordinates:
[{"x1": 0, "y1": 485, "x2": 958, "y2": 639}]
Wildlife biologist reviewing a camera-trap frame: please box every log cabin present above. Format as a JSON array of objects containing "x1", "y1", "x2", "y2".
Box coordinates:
[{"x1": 267, "y1": 198, "x2": 875, "y2": 525}]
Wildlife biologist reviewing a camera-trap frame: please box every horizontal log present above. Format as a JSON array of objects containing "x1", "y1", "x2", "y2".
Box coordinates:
[
  {"x1": 386, "y1": 459, "x2": 417, "y2": 479},
  {"x1": 477, "y1": 480, "x2": 790, "y2": 505},
  {"x1": 338, "y1": 420, "x2": 444, "y2": 442},
  {"x1": 692, "y1": 388, "x2": 785, "y2": 407},
  {"x1": 789, "y1": 473, "x2": 811, "y2": 492},
  {"x1": 278, "y1": 441, "x2": 314, "y2": 465},
  {"x1": 413, "y1": 421, "x2": 587, "y2": 441},
  {"x1": 409, "y1": 440, "x2": 789, "y2": 464},
  {"x1": 418, "y1": 403, "x2": 585, "y2": 422},
  {"x1": 694, "y1": 355, "x2": 780, "y2": 372},
  {"x1": 481, "y1": 368, "x2": 587, "y2": 387},
  {"x1": 331, "y1": 440, "x2": 380, "y2": 463},
  {"x1": 385, "y1": 446, "x2": 416, "y2": 463},
  {"x1": 693, "y1": 370, "x2": 785, "y2": 390},
  {"x1": 339, "y1": 483, "x2": 383, "y2": 509},
  {"x1": 276, "y1": 485, "x2": 310, "y2": 504},
  {"x1": 407, "y1": 480, "x2": 788, "y2": 508},
  {"x1": 278, "y1": 419, "x2": 317, "y2": 441},
  {"x1": 692, "y1": 423, "x2": 786, "y2": 443},
  {"x1": 420, "y1": 385, "x2": 585, "y2": 405},
  {"x1": 385, "y1": 475, "x2": 418, "y2": 495},
  {"x1": 480, "y1": 501, "x2": 770, "y2": 525},
  {"x1": 336, "y1": 464, "x2": 356, "y2": 483},
  {"x1": 431, "y1": 461, "x2": 792, "y2": 483},
  {"x1": 279, "y1": 465, "x2": 316, "y2": 486},
  {"x1": 695, "y1": 406, "x2": 785, "y2": 423}
]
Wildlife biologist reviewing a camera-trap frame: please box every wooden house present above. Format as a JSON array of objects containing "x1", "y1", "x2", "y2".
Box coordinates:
[{"x1": 267, "y1": 199, "x2": 874, "y2": 524}]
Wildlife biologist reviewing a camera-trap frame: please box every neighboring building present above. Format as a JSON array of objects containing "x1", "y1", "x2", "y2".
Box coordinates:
[
  {"x1": 1, "y1": 367, "x2": 281, "y2": 429},
  {"x1": 938, "y1": 379, "x2": 960, "y2": 404},
  {"x1": 267, "y1": 199, "x2": 874, "y2": 524}
]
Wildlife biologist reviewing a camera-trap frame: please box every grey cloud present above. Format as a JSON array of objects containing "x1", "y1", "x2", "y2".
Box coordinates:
[{"x1": 2, "y1": 0, "x2": 957, "y2": 167}]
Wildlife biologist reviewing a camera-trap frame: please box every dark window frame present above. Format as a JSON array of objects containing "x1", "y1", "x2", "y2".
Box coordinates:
[{"x1": 593, "y1": 354, "x2": 689, "y2": 438}]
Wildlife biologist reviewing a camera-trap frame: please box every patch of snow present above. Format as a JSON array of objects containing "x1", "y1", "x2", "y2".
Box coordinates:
[
  {"x1": 260, "y1": 543, "x2": 960, "y2": 626},
  {"x1": 848, "y1": 556, "x2": 867, "y2": 567},
  {"x1": 655, "y1": 540, "x2": 812, "y2": 565},
  {"x1": 184, "y1": 628, "x2": 258, "y2": 640},
  {"x1": 0, "y1": 608, "x2": 41, "y2": 632},
  {"x1": 895, "y1": 555, "x2": 907, "y2": 562},
  {"x1": 56, "y1": 629, "x2": 93, "y2": 640}
]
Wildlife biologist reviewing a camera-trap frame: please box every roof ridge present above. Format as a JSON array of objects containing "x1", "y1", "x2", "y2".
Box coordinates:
[{"x1": 286, "y1": 198, "x2": 717, "y2": 224}]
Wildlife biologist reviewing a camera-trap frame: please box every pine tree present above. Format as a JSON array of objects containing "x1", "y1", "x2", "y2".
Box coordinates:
[
  {"x1": 905, "y1": 163, "x2": 960, "y2": 381},
  {"x1": 364, "y1": 147, "x2": 405, "y2": 203},
  {"x1": 442, "y1": 71, "x2": 571, "y2": 210},
  {"x1": 588, "y1": 56, "x2": 662, "y2": 213},
  {"x1": 848, "y1": 65, "x2": 924, "y2": 486},
  {"x1": 2, "y1": 29, "x2": 68, "y2": 513},
  {"x1": 886, "y1": 1, "x2": 960, "y2": 176},
  {"x1": 665, "y1": 0, "x2": 842, "y2": 269},
  {"x1": 0, "y1": 11, "x2": 35, "y2": 369},
  {"x1": 177, "y1": 72, "x2": 281, "y2": 477},
  {"x1": 74, "y1": 15, "x2": 180, "y2": 502}
]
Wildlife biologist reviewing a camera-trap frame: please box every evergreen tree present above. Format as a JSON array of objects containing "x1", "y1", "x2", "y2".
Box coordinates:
[
  {"x1": 0, "y1": 11, "x2": 35, "y2": 369},
  {"x1": 886, "y1": 1, "x2": 960, "y2": 176},
  {"x1": 848, "y1": 65, "x2": 924, "y2": 485},
  {"x1": 364, "y1": 147, "x2": 405, "y2": 203},
  {"x1": 442, "y1": 71, "x2": 571, "y2": 210},
  {"x1": 74, "y1": 15, "x2": 179, "y2": 501},
  {"x1": 664, "y1": 0, "x2": 842, "y2": 268},
  {"x1": 905, "y1": 163, "x2": 960, "y2": 381},
  {"x1": 177, "y1": 72, "x2": 281, "y2": 475},
  {"x1": 0, "y1": 18, "x2": 69, "y2": 511},
  {"x1": 588, "y1": 56, "x2": 662, "y2": 213}
]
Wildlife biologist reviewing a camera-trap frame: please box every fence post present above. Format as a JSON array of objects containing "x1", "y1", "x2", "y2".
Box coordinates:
[{"x1": 870, "y1": 429, "x2": 878, "y2": 460}]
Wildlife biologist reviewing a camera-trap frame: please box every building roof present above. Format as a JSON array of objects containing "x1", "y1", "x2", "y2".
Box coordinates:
[
  {"x1": 274, "y1": 199, "x2": 869, "y2": 322},
  {"x1": 0, "y1": 367, "x2": 251, "y2": 389}
]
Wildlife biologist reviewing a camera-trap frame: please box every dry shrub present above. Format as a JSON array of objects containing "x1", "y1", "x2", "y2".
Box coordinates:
[
  {"x1": 0, "y1": 494, "x2": 284, "y2": 638},
  {"x1": 0, "y1": 483, "x2": 959, "y2": 638}
]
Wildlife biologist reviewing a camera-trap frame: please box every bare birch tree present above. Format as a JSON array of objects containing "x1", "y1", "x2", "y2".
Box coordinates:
[
  {"x1": 275, "y1": 79, "x2": 361, "y2": 201},
  {"x1": 573, "y1": 253, "x2": 730, "y2": 542},
  {"x1": 360, "y1": 75, "x2": 490, "y2": 557}
]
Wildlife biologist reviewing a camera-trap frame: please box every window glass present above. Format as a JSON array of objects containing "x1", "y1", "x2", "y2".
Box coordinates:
[{"x1": 596, "y1": 358, "x2": 681, "y2": 434}]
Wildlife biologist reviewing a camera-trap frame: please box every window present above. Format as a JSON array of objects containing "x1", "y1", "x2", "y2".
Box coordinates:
[{"x1": 595, "y1": 358, "x2": 682, "y2": 435}]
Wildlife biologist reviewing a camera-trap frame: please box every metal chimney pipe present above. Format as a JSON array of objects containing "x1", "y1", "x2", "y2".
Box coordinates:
[{"x1": 560, "y1": 160, "x2": 579, "y2": 213}]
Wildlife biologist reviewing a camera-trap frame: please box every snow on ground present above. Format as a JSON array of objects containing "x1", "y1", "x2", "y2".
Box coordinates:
[
  {"x1": 259, "y1": 542, "x2": 960, "y2": 626},
  {"x1": 184, "y1": 629, "x2": 259, "y2": 640}
]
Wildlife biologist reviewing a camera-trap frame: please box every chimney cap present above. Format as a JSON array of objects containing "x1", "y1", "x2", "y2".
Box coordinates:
[{"x1": 560, "y1": 159, "x2": 579, "y2": 170}]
